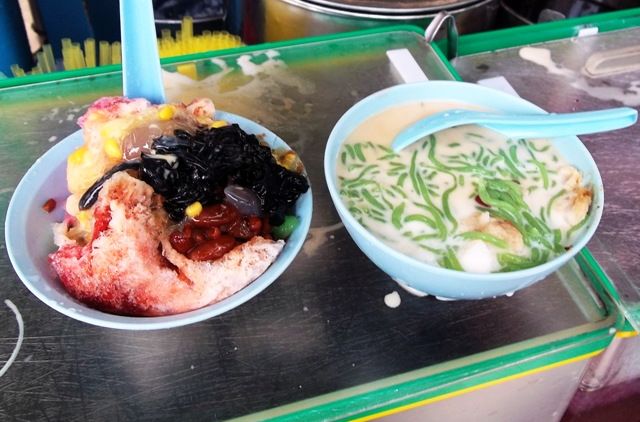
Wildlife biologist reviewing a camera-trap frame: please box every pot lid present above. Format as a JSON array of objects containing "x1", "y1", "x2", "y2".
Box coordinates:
[{"x1": 305, "y1": 0, "x2": 481, "y2": 14}]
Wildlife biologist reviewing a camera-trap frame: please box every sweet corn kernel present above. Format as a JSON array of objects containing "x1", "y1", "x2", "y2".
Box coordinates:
[
  {"x1": 210, "y1": 120, "x2": 228, "y2": 128},
  {"x1": 69, "y1": 146, "x2": 88, "y2": 165},
  {"x1": 185, "y1": 201, "x2": 203, "y2": 218},
  {"x1": 104, "y1": 138, "x2": 122, "y2": 159},
  {"x1": 158, "y1": 105, "x2": 175, "y2": 121}
]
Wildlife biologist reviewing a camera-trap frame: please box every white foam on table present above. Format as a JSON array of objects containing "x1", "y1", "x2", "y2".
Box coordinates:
[
  {"x1": 0, "y1": 300, "x2": 24, "y2": 378},
  {"x1": 384, "y1": 291, "x2": 402, "y2": 308}
]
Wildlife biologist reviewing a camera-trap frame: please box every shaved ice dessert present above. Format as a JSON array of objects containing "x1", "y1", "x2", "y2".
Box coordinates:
[{"x1": 49, "y1": 97, "x2": 308, "y2": 316}]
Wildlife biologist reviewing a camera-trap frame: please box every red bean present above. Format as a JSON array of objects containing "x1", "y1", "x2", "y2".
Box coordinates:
[
  {"x1": 42, "y1": 198, "x2": 56, "y2": 213},
  {"x1": 248, "y1": 216, "x2": 262, "y2": 233},
  {"x1": 188, "y1": 235, "x2": 237, "y2": 261},
  {"x1": 190, "y1": 203, "x2": 238, "y2": 228},
  {"x1": 205, "y1": 227, "x2": 221, "y2": 240},
  {"x1": 192, "y1": 229, "x2": 206, "y2": 243},
  {"x1": 169, "y1": 230, "x2": 194, "y2": 254}
]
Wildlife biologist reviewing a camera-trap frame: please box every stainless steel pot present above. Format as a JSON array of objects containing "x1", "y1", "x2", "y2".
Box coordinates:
[{"x1": 235, "y1": 0, "x2": 499, "y2": 44}]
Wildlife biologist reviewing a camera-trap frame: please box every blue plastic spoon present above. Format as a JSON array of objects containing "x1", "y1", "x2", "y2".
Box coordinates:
[
  {"x1": 120, "y1": 0, "x2": 166, "y2": 104},
  {"x1": 391, "y1": 107, "x2": 638, "y2": 152}
]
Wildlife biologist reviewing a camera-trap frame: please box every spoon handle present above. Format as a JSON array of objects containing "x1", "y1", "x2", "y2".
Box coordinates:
[
  {"x1": 392, "y1": 107, "x2": 638, "y2": 151},
  {"x1": 120, "y1": 0, "x2": 166, "y2": 104},
  {"x1": 483, "y1": 107, "x2": 638, "y2": 138}
]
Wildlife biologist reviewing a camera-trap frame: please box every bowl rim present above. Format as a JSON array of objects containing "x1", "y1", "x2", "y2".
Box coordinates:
[
  {"x1": 5, "y1": 110, "x2": 313, "y2": 330},
  {"x1": 324, "y1": 80, "x2": 603, "y2": 281}
]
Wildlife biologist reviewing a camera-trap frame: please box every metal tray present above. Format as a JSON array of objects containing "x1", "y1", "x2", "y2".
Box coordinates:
[{"x1": 0, "y1": 28, "x2": 618, "y2": 421}]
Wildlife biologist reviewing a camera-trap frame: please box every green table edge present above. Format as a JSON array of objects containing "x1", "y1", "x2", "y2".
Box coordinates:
[
  {"x1": 229, "y1": 320, "x2": 614, "y2": 422},
  {"x1": 452, "y1": 7, "x2": 640, "y2": 56}
]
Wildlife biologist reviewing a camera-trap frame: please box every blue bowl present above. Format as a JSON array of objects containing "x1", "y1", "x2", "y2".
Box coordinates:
[
  {"x1": 324, "y1": 81, "x2": 603, "y2": 299},
  {"x1": 5, "y1": 111, "x2": 312, "y2": 329}
]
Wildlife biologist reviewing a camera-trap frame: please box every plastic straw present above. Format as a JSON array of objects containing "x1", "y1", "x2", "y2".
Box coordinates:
[
  {"x1": 62, "y1": 46, "x2": 73, "y2": 70},
  {"x1": 61, "y1": 38, "x2": 72, "y2": 51},
  {"x1": 183, "y1": 16, "x2": 193, "y2": 40},
  {"x1": 34, "y1": 52, "x2": 46, "y2": 73},
  {"x1": 99, "y1": 40, "x2": 111, "y2": 66},
  {"x1": 84, "y1": 38, "x2": 96, "y2": 68},
  {"x1": 111, "y1": 41, "x2": 121, "y2": 64},
  {"x1": 43, "y1": 44, "x2": 55, "y2": 72},
  {"x1": 10, "y1": 64, "x2": 25, "y2": 77},
  {"x1": 72, "y1": 42, "x2": 86, "y2": 69}
]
